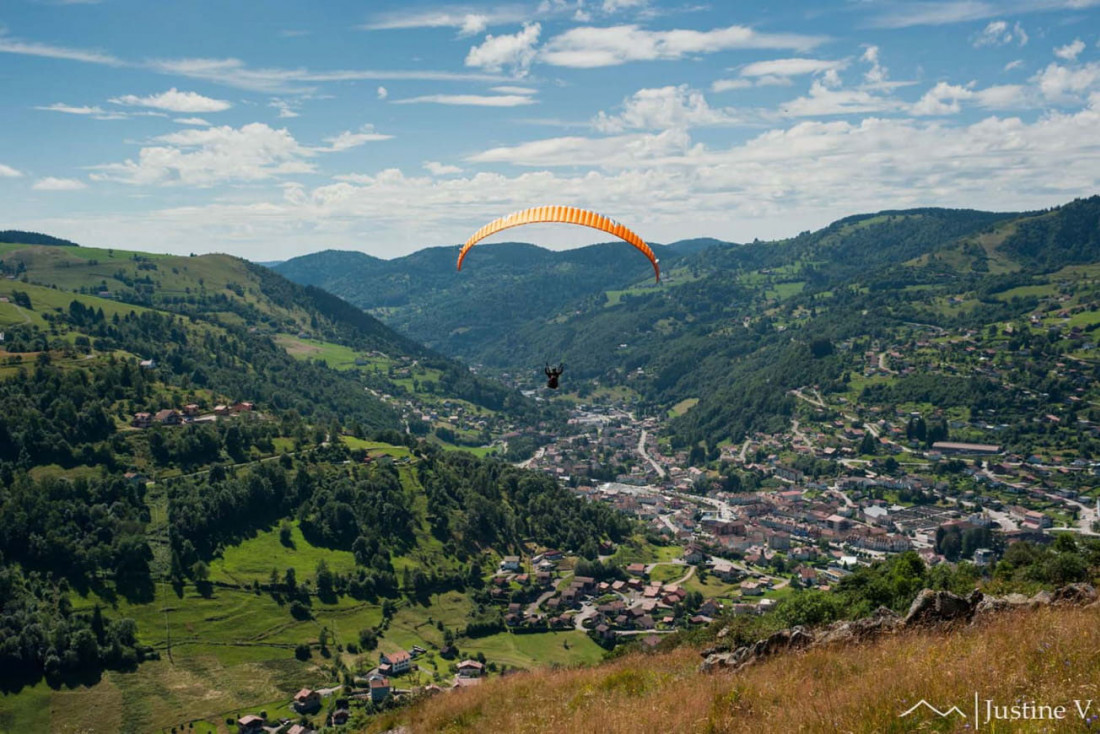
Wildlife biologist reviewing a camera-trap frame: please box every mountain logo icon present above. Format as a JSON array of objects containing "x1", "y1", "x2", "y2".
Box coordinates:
[{"x1": 899, "y1": 700, "x2": 968, "y2": 718}]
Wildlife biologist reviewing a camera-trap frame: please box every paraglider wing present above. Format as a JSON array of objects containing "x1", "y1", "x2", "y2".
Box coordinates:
[{"x1": 457, "y1": 206, "x2": 660, "y2": 282}]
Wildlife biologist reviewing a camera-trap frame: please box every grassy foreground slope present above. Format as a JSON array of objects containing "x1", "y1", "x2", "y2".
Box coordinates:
[{"x1": 366, "y1": 603, "x2": 1100, "y2": 733}]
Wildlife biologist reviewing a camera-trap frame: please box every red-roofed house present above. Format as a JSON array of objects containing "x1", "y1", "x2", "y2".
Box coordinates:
[{"x1": 380, "y1": 649, "x2": 412, "y2": 674}]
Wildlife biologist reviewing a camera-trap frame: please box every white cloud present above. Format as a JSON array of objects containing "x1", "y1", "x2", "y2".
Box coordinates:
[
  {"x1": 33, "y1": 177, "x2": 87, "y2": 191},
  {"x1": 174, "y1": 117, "x2": 211, "y2": 125},
  {"x1": 423, "y1": 161, "x2": 463, "y2": 175},
  {"x1": 0, "y1": 163, "x2": 22, "y2": 178},
  {"x1": 467, "y1": 128, "x2": 691, "y2": 167},
  {"x1": 1004, "y1": 59, "x2": 1024, "y2": 71},
  {"x1": 36, "y1": 103, "x2": 107, "y2": 115},
  {"x1": 377, "y1": 86, "x2": 388, "y2": 100},
  {"x1": 780, "y1": 81, "x2": 906, "y2": 117},
  {"x1": 539, "y1": 23, "x2": 826, "y2": 68},
  {"x1": 711, "y1": 78, "x2": 755, "y2": 92},
  {"x1": 89, "y1": 122, "x2": 319, "y2": 186},
  {"x1": 1032, "y1": 61, "x2": 1100, "y2": 102},
  {"x1": 34, "y1": 102, "x2": 128, "y2": 120},
  {"x1": 64, "y1": 98, "x2": 1100, "y2": 261},
  {"x1": 492, "y1": 85, "x2": 538, "y2": 94},
  {"x1": 593, "y1": 85, "x2": 738, "y2": 132},
  {"x1": 973, "y1": 20, "x2": 1028, "y2": 47},
  {"x1": 911, "y1": 81, "x2": 975, "y2": 115},
  {"x1": 868, "y1": 1, "x2": 1097, "y2": 29},
  {"x1": 320, "y1": 125, "x2": 394, "y2": 151},
  {"x1": 465, "y1": 23, "x2": 541, "y2": 75},
  {"x1": 739, "y1": 57, "x2": 847, "y2": 78},
  {"x1": 861, "y1": 45, "x2": 889, "y2": 87},
  {"x1": 715, "y1": 57, "x2": 849, "y2": 91},
  {"x1": 269, "y1": 99, "x2": 300, "y2": 118},
  {"x1": 148, "y1": 57, "x2": 505, "y2": 94},
  {"x1": 0, "y1": 34, "x2": 123, "y2": 65},
  {"x1": 1054, "y1": 39, "x2": 1085, "y2": 61},
  {"x1": 360, "y1": 8, "x2": 527, "y2": 35},
  {"x1": 601, "y1": 0, "x2": 650, "y2": 10},
  {"x1": 110, "y1": 87, "x2": 231, "y2": 112},
  {"x1": 973, "y1": 84, "x2": 1027, "y2": 108},
  {"x1": 392, "y1": 94, "x2": 536, "y2": 106}
]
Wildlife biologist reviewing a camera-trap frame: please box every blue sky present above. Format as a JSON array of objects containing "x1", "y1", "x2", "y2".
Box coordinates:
[{"x1": 0, "y1": 0, "x2": 1098, "y2": 260}]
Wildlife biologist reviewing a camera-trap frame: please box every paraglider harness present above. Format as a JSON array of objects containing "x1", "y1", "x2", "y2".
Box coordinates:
[{"x1": 544, "y1": 363, "x2": 564, "y2": 390}]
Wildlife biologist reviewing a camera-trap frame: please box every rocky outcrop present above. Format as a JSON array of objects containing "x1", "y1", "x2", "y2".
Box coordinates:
[
  {"x1": 1052, "y1": 583, "x2": 1097, "y2": 606},
  {"x1": 699, "y1": 584, "x2": 1097, "y2": 674},
  {"x1": 902, "y1": 589, "x2": 982, "y2": 627}
]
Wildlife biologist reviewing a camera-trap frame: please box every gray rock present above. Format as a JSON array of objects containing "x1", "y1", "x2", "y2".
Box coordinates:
[
  {"x1": 1029, "y1": 590, "x2": 1053, "y2": 607},
  {"x1": 1052, "y1": 583, "x2": 1097, "y2": 606},
  {"x1": 903, "y1": 589, "x2": 976, "y2": 626}
]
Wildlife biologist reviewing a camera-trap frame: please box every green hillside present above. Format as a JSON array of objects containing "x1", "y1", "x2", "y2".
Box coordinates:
[{"x1": 0, "y1": 236, "x2": 630, "y2": 733}]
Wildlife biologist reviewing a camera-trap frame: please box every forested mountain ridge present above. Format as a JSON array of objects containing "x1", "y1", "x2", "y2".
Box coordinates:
[
  {"x1": 274, "y1": 239, "x2": 708, "y2": 357},
  {"x1": 273, "y1": 198, "x2": 1100, "y2": 454}
]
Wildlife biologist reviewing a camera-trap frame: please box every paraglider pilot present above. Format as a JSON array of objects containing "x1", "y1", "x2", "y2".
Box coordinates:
[{"x1": 545, "y1": 363, "x2": 564, "y2": 390}]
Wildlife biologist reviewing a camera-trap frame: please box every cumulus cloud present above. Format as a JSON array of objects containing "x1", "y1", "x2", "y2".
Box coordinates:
[
  {"x1": 1054, "y1": 39, "x2": 1085, "y2": 61},
  {"x1": 593, "y1": 85, "x2": 738, "y2": 132},
  {"x1": 911, "y1": 81, "x2": 975, "y2": 115},
  {"x1": 714, "y1": 57, "x2": 848, "y2": 92},
  {"x1": 174, "y1": 117, "x2": 211, "y2": 125},
  {"x1": 1032, "y1": 61, "x2": 1100, "y2": 102},
  {"x1": 33, "y1": 177, "x2": 87, "y2": 191},
  {"x1": 423, "y1": 161, "x2": 463, "y2": 175},
  {"x1": 69, "y1": 97, "x2": 1100, "y2": 261},
  {"x1": 0, "y1": 163, "x2": 22, "y2": 178},
  {"x1": 1004, "y1": 59, "x2": 1024, "y2": 71},
  {"x1": 392, "y1": 94, "x2": 535, "y2": 106},
  {"x1": 89, "y1": 123, "x2": 319, "y2": 186},
  {"x1": 377, "y1": 86, "x2": 388, "y2": 100},
  {"x1": 539, "y1": 23, "x2": 825, "y2": 68},
  {"x1": 465, "y1": 23, "x2": 541, "y2": 75},
  {"x1": 109, "y1": 87, "x2": 232, "y2": 112}
]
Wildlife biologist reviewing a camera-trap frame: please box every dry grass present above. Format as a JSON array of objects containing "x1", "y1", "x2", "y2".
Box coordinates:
[{"x1": 365, "y1": 604, "x2": 1100, "y2": 733}]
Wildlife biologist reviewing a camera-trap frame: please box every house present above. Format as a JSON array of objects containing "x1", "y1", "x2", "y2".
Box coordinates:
[
  {"x1": 154, "y1": 409, "x2": 181, "y2": 425},
  {"x1": 286, "y1": 725, "x2": 315, "y2": 734},
  {"x1": 237, "y1": 715, "x2": 265, "y2": 734},
  {"x1": 683, "y1": 544, "x2": 705, "y2": 564},
  {"x1": 139, "y1": 358, "x2": 156, "y2": 369},
  {"x1": 131, "y1": 412, "x2": 152, "y2": 428},
  {"x1": 293, "y1": 688, "x2": 321, "y2": 712},
  {"x1": 626, "y1": 562, "x2": 647, "y2": 576},
  {"x1": 501, "y1": 555, "x2": 522, "y2": 572},
  {"x1": 369, "y1": 675, "x2": 391, "y2": 704},
  {"x1": 123, "y1": 471, "x2": 148, "y2": 485},
  {"x1": 710, "y1": 558, "x2": 742, "y2": 583},
  {"x1": 232, "y1": 401, "x2": 254, "y2": 413},
  {"x1": 183, "y1": 403, "x2": 201, "y2": 416},
  {"x1": 214, "y1": 404, "x2": 230, "y2": 416},
  {"x1": 380, "y1": 649, "x2": 412, "y2": 674},
  {"x1": 457, "y1": 659, "x2": 484, "y2": 678}
]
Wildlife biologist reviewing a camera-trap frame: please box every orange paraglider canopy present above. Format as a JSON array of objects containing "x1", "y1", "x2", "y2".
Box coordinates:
[{"x1": 457, "y1": 206, "x2": 660, "y2": 282}]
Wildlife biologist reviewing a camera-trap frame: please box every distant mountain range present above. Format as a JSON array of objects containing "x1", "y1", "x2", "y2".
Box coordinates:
[{"x1": 275, "y1": 196, "x2": 1100, "y2": 449}]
